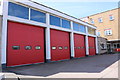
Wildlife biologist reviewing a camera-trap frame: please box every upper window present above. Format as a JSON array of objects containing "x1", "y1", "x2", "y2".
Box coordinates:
[
  {"x1": 50, "y1": 15, "x2": 61, "y2": 27},
  {"x1": 50, "y1": 15, "x2": 71, "y2": 29},
  {"x1": 109, "y1": 15, "x2": 114, "y2": 21},
  {"x1": 73, "y1": 22, "x2": 85, "y2": 33},
  {"x1": 79, "y1": 25, "x2": 86, "y2": 33},
  {"x1": 97, "y1": 31, "x2": 100, "y2": 36},
  {"x1": 73, "y1": 22, "x2": 79, "y2": 32},
  {"x1": 8, "y1": 2, "x2": 29, "y2": 19},
  {"x1": 90, "y1": 18, "x2": 94, "y2": 24},
  {"x1": 104, "y1": 29, "x2": 112, "y2": 36},
  {"x1": 30, "y1": 9, "x2": 46, "y2": 23},
  {"x1": 62, "y1": 19, "x2": 70, "y2": 29},
  {"x1": 98, "y1": 17, "x2": 103, "y2": 23},
  {"x1": 88, "y1": 27, "x2": 96, "y2": 35}
]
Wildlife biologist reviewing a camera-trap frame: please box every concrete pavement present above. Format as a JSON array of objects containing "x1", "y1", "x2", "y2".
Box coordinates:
[{"x1": 0, "y1": 73, "x2": 4, "y2": 80}]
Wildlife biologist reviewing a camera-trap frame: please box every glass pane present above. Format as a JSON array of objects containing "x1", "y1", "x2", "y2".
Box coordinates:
[
  {"x1": 90, "y1": 18, "x2": 94, "y2": 24},
  {"x1": 88, "y1": 27, "x2": 96, "y2": 35},
  {"x1": 35, "y1": 46, "x2": 41, "y2": 50},
  {"x1": 58, "y1": 47, "x2": 63, "y2": 50},
  {"x1": 30, "y1": 9, "x2": 46, "y2": 23},
  {"x1": 12, "y1": 46, "x2": 20, "y2": 50},
  {"x1": 52, "y1": 46, "x2": 57, "y2": 50},
  {"x1": 62, "y1": 19, "x2": 70, "y2": 29},
  {"x1": 8, "y1": 2, "x2": 29, "y2": 19},
  {"x1": 50, "y1": 15, "x2": 61, "y2": 27},
  {"x1": 98, "y1": 18, "x2": 103, "y2": 23},
  {"x1": 25, "y1": 46, "x2": 32, "y2": 50},
  {"x1": 109, "y1": 15, "x2": 114, "y2": 20},
  {"x1": 64, "y1": 47, "x2": 68, "y2": 49},
  {"x1": 80, "y1": 25, "x2": 86, "y2": 33},
  {"x1": 77, "y1": 47, "x2": 81, "y2": 49},
  {"x1": 73, "y1": 22, "x2": 79, "y2": 31}
]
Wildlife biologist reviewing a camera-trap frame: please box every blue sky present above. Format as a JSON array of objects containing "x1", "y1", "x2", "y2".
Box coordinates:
[{"x1": 33, "y1": 0, "x2": 119, "y2": 18}]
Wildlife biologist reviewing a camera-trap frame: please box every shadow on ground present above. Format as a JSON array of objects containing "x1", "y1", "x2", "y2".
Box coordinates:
[{"x1": 3, "y1": 53, "x2": 120, "y2": 77}]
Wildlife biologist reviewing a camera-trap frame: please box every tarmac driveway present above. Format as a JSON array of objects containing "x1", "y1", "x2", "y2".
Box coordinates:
[{"x1": 3, "y1": 53, "x2": 119, "y2": 77}]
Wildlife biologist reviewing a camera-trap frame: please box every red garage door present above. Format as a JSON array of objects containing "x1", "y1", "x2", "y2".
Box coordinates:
[
  {"x1": 50, "y1": 29, "x2": 70, "y2": 61},
  {"x1": 7, "y1": 21, "x2": 45, "y2": 66},
  {"x1": 88, "y1": 36, "x2": 96, "y2": 56},
  {"x1": 74, "y1": 34, "x2": 86, "y2": 58}
]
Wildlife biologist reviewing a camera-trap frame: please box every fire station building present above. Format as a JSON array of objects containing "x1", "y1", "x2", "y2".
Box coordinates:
[{"x1": 0, "y1": 0, "x2": 98, "y2": 67}]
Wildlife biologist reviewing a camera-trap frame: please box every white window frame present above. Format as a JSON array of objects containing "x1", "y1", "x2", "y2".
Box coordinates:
[
  {"x1": 109, "y1": 15, "x2": 114, "y2": 21},
  {"x1": 104, "y1": 29, "x2": 112, "y2": 36},
  {"x1": 97, "y1": 31, "x2": 100, "y2": 36},
  {"x1": 98, "y1": 17, "x2": 103, "y2": 23},
  {"x1": 90, "y1": 18, "x2": 94, "y2": 24}
]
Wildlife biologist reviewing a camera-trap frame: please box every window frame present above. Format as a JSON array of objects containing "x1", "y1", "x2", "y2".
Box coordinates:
[
  {"x1": 73, "y1": 22, "x2": 80, "y2": 32},
  {"x1": 97, "y1": 31, "x2": 100, "y2": 36},
  {"x1": 109, "y1": 15, "x2": 114, "y2": 21},
  {"x1": 50, "y1": 15, "x2": 61, "y2": 27},
  {"x1": 104, "y1": 29, "x2": 112, "y2": 36},
  {"x1": 61, "y1": 19, "x2": 71, "y2": 29},
  {"x1": 30, "y1": 9, "x2": 46, "y2": 23},
  {"x1": 88, "y1": 27, "x2": 96, "y2": 35},
  {"x1": 8, "y1": 2, "x2": 29, "y2": 19},
  {"x1": 25, "y1": 46, "x2": 32, "y2": 50},
  {"x1": 52, "y1": 46, "x2": 57, "y2": 50},
  {"x1": 98, "y1": 17, "x2": 103, "y2": 23},
  {"x1": 79, "y1": 25, "x2": 86, "y2": 33},
  {"x1": 90, "y1": 18, "x2": 94, "y2": 24},
  {"x1": 12, "y1": 46, "x2": 20, "y2": 50},
  {"x1": 35, "y1": 46, "x2": 41, "y2": 50}
]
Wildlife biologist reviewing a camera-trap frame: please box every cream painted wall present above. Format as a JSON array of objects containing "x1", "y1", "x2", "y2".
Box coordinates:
[{"x1": 82, "y1": 8, "x2": 119, "y2": 41}]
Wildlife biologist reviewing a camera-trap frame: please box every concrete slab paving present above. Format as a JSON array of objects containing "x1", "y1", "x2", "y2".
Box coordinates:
[
  {"x1": 2, "y1": 73, "x2": 18, "y2": 80},
  {"x1": 0, "y1": 73, "x2": 4, "y2": 80},
  {"x1": 100, "y1": 60, "x2": 118, "y2": 78}
]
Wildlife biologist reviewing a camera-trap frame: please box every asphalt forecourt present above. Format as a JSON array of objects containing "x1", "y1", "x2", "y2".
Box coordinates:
[{"x1": 2, "y1": 53, "x2": 119, "y2": 80}]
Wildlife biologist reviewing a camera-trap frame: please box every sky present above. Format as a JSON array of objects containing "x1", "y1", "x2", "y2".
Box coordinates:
[{"x1": 32, "y1": 0, "x2": 119, "y2": 18}]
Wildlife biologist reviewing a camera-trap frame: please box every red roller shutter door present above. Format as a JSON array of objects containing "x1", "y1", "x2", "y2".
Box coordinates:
[
  {"x1": 7, "y1": 21, "x2": 45, "y2": 66},
  {"x1": 88, "y1": 36, "x2": 96, "y2": 56},
  {"x1": 74, "y1": 34, "x2": 86, "y2": 58},
  {"x1": 50, "y1": 29, "x2": 70, "y2": 61}
]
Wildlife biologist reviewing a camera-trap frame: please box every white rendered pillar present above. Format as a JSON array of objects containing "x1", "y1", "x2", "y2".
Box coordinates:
[
  {"x1": 70, "y1": 21, "x2": 75, "y2": 58},
  {"x1": 1, "y1": 0, "x2": 8, "y2": 64},
  {"x1": 95, "y1": 37, "x2": 99, "y2": 54},
  {"x1": 85, "y1": 26, "x2": 89, "y2": 56},
  {"x1": 45, "y1": 13, "x2": 51, "y2": 61}
]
